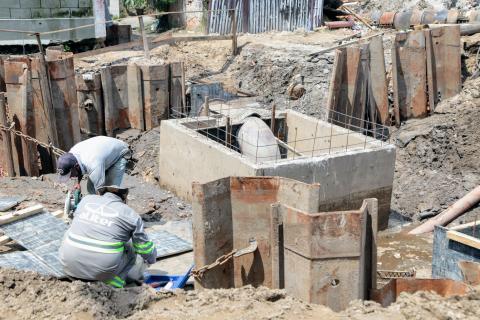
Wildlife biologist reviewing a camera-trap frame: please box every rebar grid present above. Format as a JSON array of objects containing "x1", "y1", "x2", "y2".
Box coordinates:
[{"x1": 169, "y1": 101, "x2": 392, "y2": 165}]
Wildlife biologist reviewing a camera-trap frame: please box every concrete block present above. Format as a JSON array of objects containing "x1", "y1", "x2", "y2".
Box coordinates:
[
  {"x1": 70, "y1": 6, "x2": 91, "y2": 17},
  {"x1": 20, "y1": 0, "x2": 40, "y2": 8},
  {"x1": 60, "y1": 0, "x2": 77, "y2": 7},
  {"x1": 0, "y1": 18, "x2": 95, "y2": 45},
  {"x1": 10, "y1": 8, "x2": 32, "y2": 18},
  {"x1": 41, "y1": 0, "x2": 60, "y2": 8},
  {"x1": 78, "y1": 0, "x2": 91, "y2": 7},
  {"x1": 0, "y1": 10, "x2": 12, "y2": 18},
  {"x1": 0, "y1": 0, "x2": 20, "y2": 8},
  {"x1": 31, "y1": 8, "x2": 51, "y2": 17},
  {"x1": 51, "y1": 8, "x2": 70, "y2": 17}
]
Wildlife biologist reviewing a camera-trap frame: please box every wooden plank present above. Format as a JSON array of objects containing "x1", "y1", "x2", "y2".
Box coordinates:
[
  {"x1": 0, "y1": 235, "x2": 10, "y2": 245},
  {"x1": 0, "y1": 204, "x2": 44, "y2": 226},
  {"x1": 127, "y1": 64, "x2": 145, "y2": 131},
  {"x1": 447, "y1": 230, "x2": 480, "y2": 250},
  {"x1": 449, "y1": 221, "x2": 480, "y2": 231}
]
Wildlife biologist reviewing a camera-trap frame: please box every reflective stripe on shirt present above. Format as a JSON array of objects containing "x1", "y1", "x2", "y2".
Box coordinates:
[{"x1": 66, "y1": 232, "x2": 124, "y2": 254}]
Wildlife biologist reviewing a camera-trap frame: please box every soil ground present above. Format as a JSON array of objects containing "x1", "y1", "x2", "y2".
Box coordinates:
[{"x1": 2, "y1": 8, "x2": 480, "y2": 318}]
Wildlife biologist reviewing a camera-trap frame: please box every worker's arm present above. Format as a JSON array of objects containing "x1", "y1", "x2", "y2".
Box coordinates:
[{"x1": 131, "y1": 217, "x2": 157, "y2": 264}]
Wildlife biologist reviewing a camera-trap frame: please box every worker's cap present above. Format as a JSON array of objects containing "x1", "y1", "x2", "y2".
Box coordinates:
[
  {"x1": 97, "y1": 185, "x2": 129, "y2": 199},
  {"x1": 56, "y1": 153, "x2": 78, "y2": 183}
]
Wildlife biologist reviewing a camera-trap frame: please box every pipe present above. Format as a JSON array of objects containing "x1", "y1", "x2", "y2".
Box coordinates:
[
  {"x1": 325, "y1": 19, "x2": 355, "y2": 29},
  {"x1": 409, "y1": 186, "x2": 480, "y2": 235},
  {"x1": 427, "y1": 23, "x2": 480, "y2": 36}
]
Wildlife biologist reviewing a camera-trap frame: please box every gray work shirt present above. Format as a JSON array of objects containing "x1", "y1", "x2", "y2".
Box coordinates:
[
  {"x1": 59, "y1": 193, "x2": 156, "y2": 281},
  {"x1": 69, "y1": 136, "x2": 130, "y2": 190}
]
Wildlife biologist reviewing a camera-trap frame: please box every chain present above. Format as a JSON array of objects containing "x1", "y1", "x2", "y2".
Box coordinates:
[
  {"x1": 191, "y1": 239, "x2": 258, "y2": 279},
  {"x1": 191, "y1": 249, "x2": 237, "y2": 279},
  {"x1": 377, "y1": 268, "x2": 416, "y2": 279},
  {"x1": 0, "y1": 122, "x2": 66, "y2": 157}
]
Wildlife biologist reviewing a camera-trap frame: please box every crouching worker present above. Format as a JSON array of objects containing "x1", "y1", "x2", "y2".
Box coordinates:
[
  {"x1": 59, "y1": 185, "x2": 157, "y2": 288},
  {"x1": 57, "y1": 136, "x2": 131, "y2": 194}
]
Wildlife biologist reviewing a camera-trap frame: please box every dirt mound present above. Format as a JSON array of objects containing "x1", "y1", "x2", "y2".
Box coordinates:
[
  {"x1": 0, "y1": 269, "x2": 160, "y2": 320},
  {"x1": 227, "y1": 42, "x2": 334, "y2": 117},
  {"x1": 1, "y1": 269, "x2": 480, "y2": 320},
  {"x1": 345, "y1": 290, "x2": 480, "y2": 319},
  {"x1": 392, "y1": 77, "x2": 480, "y2": 220}
]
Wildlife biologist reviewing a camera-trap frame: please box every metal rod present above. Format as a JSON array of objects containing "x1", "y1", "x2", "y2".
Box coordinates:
[
  {"x1": 231, "y1": 9, "x2": 238, "y2": 55},
  {"x1": 225, "y1": 116, "x2": 231, "y2": 147},
  {"x1": 293, "y1": 127, "x2": 298, "y2": 159},
  {"x1": 270, "y1": 103, "x2": 276, "y2": 134}
]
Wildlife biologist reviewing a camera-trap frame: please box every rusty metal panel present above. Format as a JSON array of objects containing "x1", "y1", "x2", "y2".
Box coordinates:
[
  {"x1": 140, "y1": 64, "x2": 169, "y2": 129},
  {"x1": 329, "y1": 46, "x2": 361, "y2": 127},
  {"x1": 100, "y1": 65, "x2": 130, "y2": 136},
  {"x1": 47, "y1": 52, "x2": 80, "y2": 150},
  {"x1": 369, "y1": 36, "x2": 389, "y2": 125},
  {"x1": 76, "y1": 72, "x2": 105, "y2": 137},
  {"x1": 372, "y1": 278, "x2": 469, "y2": 307},
  {"x1": 430, "y1": 26, "x2": 461, "y2": 106},
  {"x1": 379, "y1": 12, "x2": 395, "y2": 27},
  {"x1": 392, "y1": 30, "x2": 428, "y2": 120},
  {"x1": 127, "y1": 64, "x2": 144, "y2": 131},
  {"x1": 192, "y1": 176, "x2": 322, "y2": 290},
  {"x1": 230, "y1": 177, "x2": 279, "y2": 288},
  {"x1": 283, "y1": 207, "x2": 362, "y2": 259},
  {"x1": 192, "y1": 177, "x2": 234, "y2": 289},
  {"x1": 282, "y1": 199, "x2": 378, "y2": 311},
  {"x1": 0, "y1": 55, "x2": 7, "y2": 92},
  {"x1": 169, "y1": 62, "x2": 185, "y2": 118},
  {"x1": 4, "y1": 57, "x2": 38, "y2": 176},
  {"x1": 447, "y1": 9, "x2": 459, "y2": 24}
]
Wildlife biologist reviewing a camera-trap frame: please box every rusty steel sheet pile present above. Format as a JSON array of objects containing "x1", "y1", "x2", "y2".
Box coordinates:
[{"x1": 192, "y1": 176, "x2": 378, "y2": 312}]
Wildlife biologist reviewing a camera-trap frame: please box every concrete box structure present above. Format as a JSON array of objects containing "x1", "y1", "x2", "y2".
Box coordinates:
[{"x1": 159, "y1": 109, "x2": 396, "y2": 229}]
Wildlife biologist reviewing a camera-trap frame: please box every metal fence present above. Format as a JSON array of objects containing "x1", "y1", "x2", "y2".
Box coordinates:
[
  {"x1": 169, "y1": 99, "x2": 391, "y2": 165},
  {"x1": 208, "y1": 0, "x2": 324, "y2": 34}
]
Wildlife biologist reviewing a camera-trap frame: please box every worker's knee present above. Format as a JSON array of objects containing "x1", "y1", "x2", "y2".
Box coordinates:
[{"x1": 126, "y1": 255, "x2": 148, "y2": 283}]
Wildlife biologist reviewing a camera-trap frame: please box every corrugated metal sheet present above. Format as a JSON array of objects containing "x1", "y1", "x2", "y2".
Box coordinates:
[{"x1": 208, "y1": 0, "x2": 324, "y2": 34}]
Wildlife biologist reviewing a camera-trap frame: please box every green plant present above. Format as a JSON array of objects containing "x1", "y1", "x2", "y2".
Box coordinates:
[{"x1": 123, "y1": 0, "x2": 147, "y2": 9}]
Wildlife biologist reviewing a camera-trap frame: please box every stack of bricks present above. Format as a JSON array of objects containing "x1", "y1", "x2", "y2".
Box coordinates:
[{"x1": 0, "y1": 0, "x2": 93, "y2": 19}]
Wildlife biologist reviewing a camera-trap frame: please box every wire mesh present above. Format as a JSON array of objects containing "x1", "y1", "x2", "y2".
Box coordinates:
[{"x1": 168, "y1": 98, "x2": 392, "y2": 165}]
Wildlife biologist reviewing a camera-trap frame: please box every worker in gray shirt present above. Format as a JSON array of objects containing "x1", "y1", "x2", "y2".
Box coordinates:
[
  {"x1": 57, "y1": 136, "x2": 131, "y2": 194},
  {"x1": 59, "y1": 185, "x2": 157, "y2": 288}
]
